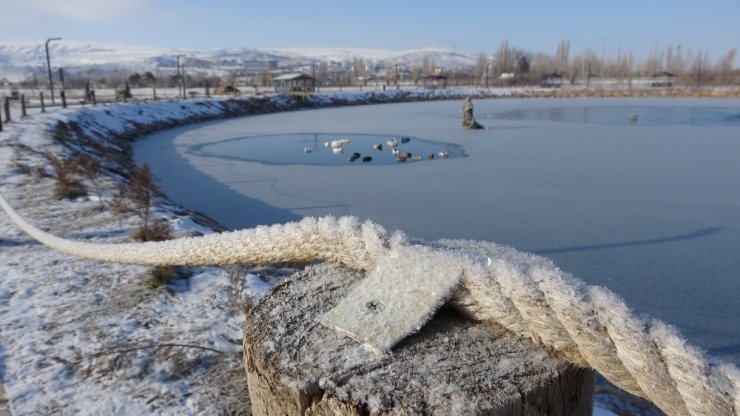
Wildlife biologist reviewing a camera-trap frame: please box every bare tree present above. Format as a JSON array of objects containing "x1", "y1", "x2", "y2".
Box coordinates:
[
  {"x1": 556, "y1": 39, "x2": 571, "y2": 77},
  {"x1": 716, "y1": 48, "x2": 737, "y2": 83},
  {"x1": 492, "y1": 40, "x2": 511, "y2": 76},
  {"x1": 475, "y1": 52, "x2": 489, "y2": 84}
]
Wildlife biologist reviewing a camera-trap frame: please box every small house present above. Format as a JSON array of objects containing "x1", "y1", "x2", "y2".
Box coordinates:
[
  {"x1": 272, "y1": 73, "x2": 315, "y2": 94},
  {"x1": 651, "y1": 71, "x2": 674, "y2": 88},
  {"x1": 421, "y1": 74, "x2": 448, "y2": 89},
  {"x1": 214, "y1": 85, "x2": 240, "y2": 96},
  {"x1": 539, "y1": 73, "x2": 562, "y2": 88}
]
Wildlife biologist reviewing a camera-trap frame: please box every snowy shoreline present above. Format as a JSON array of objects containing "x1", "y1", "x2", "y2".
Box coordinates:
[{"x1": 0, "y1": 88, "x2": 681, "y2": 414}]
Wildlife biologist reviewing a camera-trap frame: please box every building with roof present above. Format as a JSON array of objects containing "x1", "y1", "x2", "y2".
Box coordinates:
[
  {"x1": 421, "y1": 74, "x2": 448, "y2": 89},
  {"x1": 651, "y1": 71, "x2": 675, "y2": 88},
  {"x1": 272, "y1": 73, "x2": 315, "y2": 94},
  {"x1": 539, "y1": 73, "x2": 562, "y2": 88}
]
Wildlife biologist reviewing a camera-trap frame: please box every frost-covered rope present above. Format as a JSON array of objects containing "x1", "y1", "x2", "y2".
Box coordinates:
[
  {"x1": 0, "y1": 192, "x2": 395, "y2": 270},
  {"x1": 1, "y1": 191, "x2": 738, "y2": 415},
  {"x1": 450, "y1": 246, "x2": 740, "y2": 416}
]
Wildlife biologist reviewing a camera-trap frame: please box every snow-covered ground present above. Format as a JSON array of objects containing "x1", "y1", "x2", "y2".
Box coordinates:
[
  {"x1": 0, "y1": 89, "x2": 538, "y2": 414},
  {"x1": 0, "y1": 102, "x2": 266, "y2": 414},
  {"x1": 0, "y1": 89, "x2": 680, "y2": 414}
]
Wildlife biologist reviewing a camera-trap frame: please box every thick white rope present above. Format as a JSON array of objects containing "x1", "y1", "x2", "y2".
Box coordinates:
[{"x1": 1, "y1": 191, "x2": 738, "y2": 415}]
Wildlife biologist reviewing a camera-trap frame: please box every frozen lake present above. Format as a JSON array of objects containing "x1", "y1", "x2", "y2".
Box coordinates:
[{"x1": 135, "y1": 98, "x2": 740, "y2": 365}]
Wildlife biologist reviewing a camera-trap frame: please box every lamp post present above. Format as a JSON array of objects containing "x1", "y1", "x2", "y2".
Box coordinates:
[{"x1": 45, "y1": 37, "x2": 62, "y2": 104}]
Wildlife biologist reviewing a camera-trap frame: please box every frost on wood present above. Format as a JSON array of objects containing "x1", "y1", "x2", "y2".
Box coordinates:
[
  {"x1": 319, "y1": 244, "x2": 464, "y2": 353},
  {"x1": 244, "y1": 263, "x2": 594, "y2": 415}
]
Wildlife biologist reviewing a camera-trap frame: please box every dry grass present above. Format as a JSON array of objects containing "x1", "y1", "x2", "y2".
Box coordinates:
[{"x1": 43, "y1": 152, "x2": 87, "y2": 200}]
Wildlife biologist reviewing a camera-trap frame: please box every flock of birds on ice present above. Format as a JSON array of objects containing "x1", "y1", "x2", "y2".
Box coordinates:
[
  {"x1": 299, "y1": 113, "x2": 637, "y2": 165},
  {"x1": 304, "y1": 137, "x2": 449, "y2": 164}
]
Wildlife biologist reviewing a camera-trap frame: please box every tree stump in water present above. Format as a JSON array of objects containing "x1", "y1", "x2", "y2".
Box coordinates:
[
  {"x1": 462, "y1": 96, "x2": 485, "y2": 129},
  {"x1": 243, "y1": 263, "x2": 594, "y2": 415}
]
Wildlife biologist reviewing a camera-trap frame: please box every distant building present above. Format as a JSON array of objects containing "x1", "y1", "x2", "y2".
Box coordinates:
[
  {"x1": 651, "y1": 71, "x2": 675, "y2": 88},
  {"x1": 539, "y1": 73, "x2": 562, "y2": 88},
  {"x1": 272, "y1": 73, "x2": 315, "y2": 93},
  {"x1": 421, "y1": 74, "x2": 448, "y2": 89}
]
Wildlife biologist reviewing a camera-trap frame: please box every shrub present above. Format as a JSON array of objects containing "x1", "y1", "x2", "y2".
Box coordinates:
[
  {"x1": 132, "y1": 218, "x2": 173, "y2": 242},
  {"x1": 44, "y1": 152, "x2": 87, "y2": 200},
  {"x1": 147, "y1": 265, "x2": 178, "y2": 288},
  {"x1": 112, "y1": 164, "x2": 169, "y2": 241},
  {"x1": 71, "y1": 153, "x2": 105, "y2": 209}
]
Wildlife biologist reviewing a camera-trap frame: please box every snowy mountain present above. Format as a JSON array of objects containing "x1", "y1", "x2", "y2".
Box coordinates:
[{"x1": 0, "y1": 41, "x2": 476, "y2": 82}]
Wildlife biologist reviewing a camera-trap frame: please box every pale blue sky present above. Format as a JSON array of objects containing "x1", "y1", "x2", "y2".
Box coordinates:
[{"x1": 2, "y1": 0, "x2": 738, "y2": 62}]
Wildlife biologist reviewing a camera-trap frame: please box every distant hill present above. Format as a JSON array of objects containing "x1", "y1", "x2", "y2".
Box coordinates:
[{"x1": 0, "y1": 41, "x2": 476, "y2": 82}]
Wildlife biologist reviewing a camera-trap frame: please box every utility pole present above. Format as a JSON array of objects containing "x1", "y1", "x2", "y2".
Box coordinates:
[
  {"x1": 175, "y1": 55, "x2": 184, "y2": 99},
  {"x1": 312, "y1": 61, "x2": 317, "y2": 93},
  {"x1": 485, "y1": 61, "x2": 490, "y2": 88},
  {"x1": 181, "y1": 62, "x2": 187, "y2": 97},
  {"x1": 451, "y1": 44, "x2": 456, "y2": 86},
  {"x1": 601, "y1": 38, "x2": 606, "y2": 80},
  {"x1": 45, "y1": 37, "x2": 62, "y2": 104},
  {"x1": 697, "y1": 56, "x2": 702, "y2": 87}
]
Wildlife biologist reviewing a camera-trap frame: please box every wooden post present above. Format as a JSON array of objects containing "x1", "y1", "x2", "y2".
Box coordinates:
[
  {"x1": 91, "y1": 90, "x2": 96, "y2": 106},
  {"x1": 21, "y1": 95, "x2": 27, "y2": 117},
  {"x1": 244, "y1": 264, "x2": 594, "y2": 415},
  {"x1": 61, "y1": 90, "x2": 67, "y2": 108},
  {"x1": 40, "y1": 92, "x2": 45, "y2": 113},
  {"x1": 3, "y1": 98, "x2": 10, "y2": 123},
  {"x1": 152, "y1": 87, "x2": 157, "y2": 101}
]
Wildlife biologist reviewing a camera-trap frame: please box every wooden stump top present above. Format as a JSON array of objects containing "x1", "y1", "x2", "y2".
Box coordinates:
[{"x1": 244, "y1": 263, "x2": 593, "y2": 415}]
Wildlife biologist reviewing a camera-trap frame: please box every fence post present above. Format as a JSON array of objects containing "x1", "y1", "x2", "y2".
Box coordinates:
[
  {"x1": 91, "y1": 90, "x2": 96, "y2": 106},
  {"x1": 3, "y1": 97, "x2": 11, "y2": 123},
  {"x1": 152, "y1": 87, "x2": 157, "y2": 101},
  {"x1": 245, "y1": 264, "x2": 594, "y2": 415},
  {"x1": 40, "y1": 92, "x2": 45, "y2": 113},
  {"x1": 21, "y1": 95, "x2": 27, "y2": 117},
  {"x1": 61, "y1": 90, "x2": 67, "y2": 108}
]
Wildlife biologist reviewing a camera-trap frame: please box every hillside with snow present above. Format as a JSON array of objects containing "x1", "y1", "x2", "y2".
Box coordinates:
[{"x1": 0, "y1": 41, "x2": 476, "y2": 83}]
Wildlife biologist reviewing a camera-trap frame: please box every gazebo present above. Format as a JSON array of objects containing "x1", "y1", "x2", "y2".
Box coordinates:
[
  {"x1": 421, "y1": 74, "x2": 448, "y2": 89},
  {"x1": 651, "y1": 71, "x2": 675, "y2": 88},
  {"x1": 539, "y1": 73, "x2": 562, "y2": 88},
  {"x1": 272, "y1": 73, "x2": 315, "y2": 94}
]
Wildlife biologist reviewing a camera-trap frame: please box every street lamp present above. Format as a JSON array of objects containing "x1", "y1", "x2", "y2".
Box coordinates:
[{"x1": 45, "y1": 37, "x2": 62, "y2": 104}]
